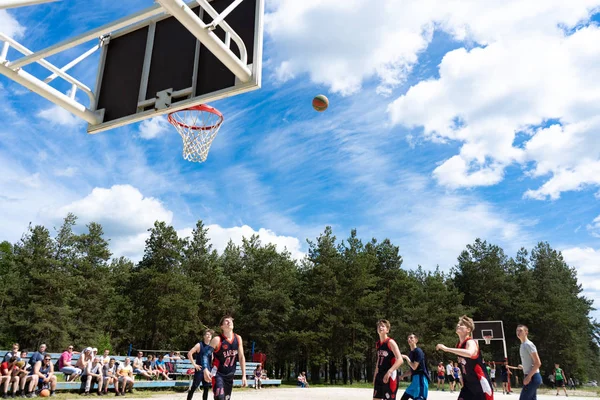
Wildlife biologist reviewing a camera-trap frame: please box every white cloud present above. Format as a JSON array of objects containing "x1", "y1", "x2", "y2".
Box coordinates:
[
  {"x1": 54, "y1": 167, "x2": 78, "y2": 177},
  {"x1": 48, "y1": 184, "x2": 173, "y2": 237},
  {"x1": 561, "y1": 246, "x2": 600, "y2": 318},
  {"x1": 37, "y1": 106, "x2": 83, "y2": 127},
  {"x1": 138, "y1": 116, "x2": 171, "y2": 139},
  {"x1": 20, "y1": 172, "x2": 42, "y2": 188},
  {"x1": 0, "y1": 10, "x2": 25, "y2": 39},
  {"x1": 266, "y1": 0, "x2": 599, "y2": 96},
  {"x1": 179, "y1": 224, "x2": 305, "y2": 260},
  {"x1": 587, "y1": 215, "x2": 600, "y2": 238},
  {"x1": 388, "y1": 23, "x2": 600, "y2": 196}
]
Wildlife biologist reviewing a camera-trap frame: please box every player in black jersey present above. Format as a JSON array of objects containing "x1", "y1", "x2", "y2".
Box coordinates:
[
  {"x1": 201, "y1": 316, "x2": 247, "y2": 400},
  {"x1": 373, "y1": 319, "x2": 404, "y2": 400},
  {"x1": 436, "y1": 315, "x2": 494, "y2": 400},
  {"x1": 400, "y1": 333, "x2": 429, "y2": 400},
  {"x1": 187, "y1": 329, "x2": 214, "y2": 400}
]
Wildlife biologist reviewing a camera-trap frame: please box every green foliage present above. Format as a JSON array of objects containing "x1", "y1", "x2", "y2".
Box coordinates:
[{"x1": 1, "y1": 219, "x2": 598, "y2": 384}]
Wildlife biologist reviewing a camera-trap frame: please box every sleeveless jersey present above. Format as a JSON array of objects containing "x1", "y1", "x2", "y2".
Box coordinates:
[
  {"x1": 375, "y1": 338, "x2": 396, "y2": 377},
  {"x1": 195, "y1": 341, "x2": 210, "y2": 366},
  {"x1": 457, "y1": 337, "x2": 493, "y2": 400},
  {"x1": 39, "y1": 364, "x2": 51, "y2": 376},
  {"x1": 555, "y1": 368, "x2": 564, "y2": 380},
  {"x1": 213, "y1": 334, "x2": 240, "y2": 376}
]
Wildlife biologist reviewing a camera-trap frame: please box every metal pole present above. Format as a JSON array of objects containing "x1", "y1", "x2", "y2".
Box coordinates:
[
  {"x1": 0, "y1": 33, "x2": 96, "y2": 107},
  {"x1": 0, "y1": 0, "x2": 58, "y2": 10},
  {"x1": 44, "y1": 44, "x2": 99, "y2": 83},
  {"x1": 8, "y1": 2, "x2": 165, "y2": 69},
  {"x1": 0, "y1": 41, "x2": 9, "y2": 63},
  {"x1": 155, "y1": 0, "x2": 252, "y2": 83},
  {"x1": 0, "y1": 62, "x2": 101, "y2": 125},
  {"x1": 207, "y1": 0, "x2": 244, "y2": 29}
]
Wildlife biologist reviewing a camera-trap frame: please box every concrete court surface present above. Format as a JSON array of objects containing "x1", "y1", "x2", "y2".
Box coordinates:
[{"x1": 145, "y1": 387, "x2": 597, "y2": 400}]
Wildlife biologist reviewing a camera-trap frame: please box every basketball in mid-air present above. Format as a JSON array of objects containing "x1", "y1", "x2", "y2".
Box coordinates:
[
  {"x1": 312, "y1": 94, "x2": 329, "y2": 112},
  {"x1": 39, "y1": 389, "x2": 50, "y2": 397}
]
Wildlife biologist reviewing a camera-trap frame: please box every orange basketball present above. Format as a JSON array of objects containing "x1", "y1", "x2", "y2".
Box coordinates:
[
  {"x1": 39, "y1": 389, "x2": 50, "y2": 397},
  {"x1": 312, "y1": 94, "x2": 329, "y2": 112}
]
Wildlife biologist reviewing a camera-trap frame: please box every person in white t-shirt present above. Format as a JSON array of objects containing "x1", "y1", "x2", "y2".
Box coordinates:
[
  {"x1": 83, "y1": 357, "x2": 104, "y2": 396},
  {"x1": 516, "y1": 325, "x2": 542, "y2": 400}
]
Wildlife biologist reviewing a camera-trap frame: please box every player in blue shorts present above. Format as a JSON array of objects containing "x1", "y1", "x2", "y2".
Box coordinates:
[{"x1": 400, "y1": 333, "x2": 429, "y2": 400}]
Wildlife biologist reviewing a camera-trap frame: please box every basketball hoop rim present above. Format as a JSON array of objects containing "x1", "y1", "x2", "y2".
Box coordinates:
[
  {"x1": 483, "y1": 335, "x2": 493, "y2": 345},
  {"x1": 167, "y1": 104, "x2": 224, "y2": 131}
]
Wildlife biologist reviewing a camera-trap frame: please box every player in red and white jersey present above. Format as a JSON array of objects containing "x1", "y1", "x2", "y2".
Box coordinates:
[{"x1": 373, "y1": 319, "x2": 404, "y2": 400}]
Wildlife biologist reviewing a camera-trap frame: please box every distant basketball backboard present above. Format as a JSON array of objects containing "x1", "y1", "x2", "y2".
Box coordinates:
[
  {"x1": 473, "y1": 320, "x2": 508, "y2": 360},
  {"x1": 0, "y1": 0, "x2": 263, "y2": 134}
]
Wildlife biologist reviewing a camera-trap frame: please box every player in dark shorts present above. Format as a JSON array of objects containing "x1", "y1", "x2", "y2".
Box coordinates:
[
  {"x1": 187, "y1": 329, "x2": 214, "y2": 400},
  {"x1": 553, "y1": 364, "x2": 568, "y2": 397},
  {"x1": 436, "y1": 315, "x2": 493, "y2": 400},
  {"x1": 400, "y1": 333, "x2": 429, "y2": 400},
  {"x1": 373, "y1": 319, "x2": 404, "y2": 400},
  {"x1": 201, "y1": 316, "x2": 247, "y2": 400}
]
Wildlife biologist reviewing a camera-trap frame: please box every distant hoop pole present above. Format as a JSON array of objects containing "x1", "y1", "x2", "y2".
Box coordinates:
[{"x1": 0, "y1": 0, "x2": 58, "y2": 10}]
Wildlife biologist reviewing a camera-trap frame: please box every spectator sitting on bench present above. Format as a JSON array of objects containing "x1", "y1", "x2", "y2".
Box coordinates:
[
  {"x1": 3, "y1": 344, "x2": 20, "y2": 363},
  {"x1": 28, "y1": 344, "x2": 46, "y2": 371},
  {"x1": 116, "y1": 358, "x2": 134, "y2": 396},
  {"x1": 16, "y1": 352, "x2": 38, "y2": 398},
  {"x1": 253, "y1": 365, "x2": 262, "y2": 390},
  {"x1": 101, "y1": 350, "x2": 110, "y2": 366},
  {"x1": 2, "y1": 356, "x2": 20, "y2": 398},
  {"x1": 82, "y1": 357, "x2": 103, "y2": 396},
  {"x1": 77, "y1": 348, "x2": 94, "y2": 388},
  {"x1": 132, "y1": 352, "x2": 153, "y2": 380},
  {"x1": 101, "y1": 358, "x2": 119, "y2": 396},
  {"x1": 154, "y1": 355, "x2": 171, "y2": 381},
  {"x1": 143, "y1": 355, "x2": 159, "y2": 380},
  {"x1": 59, "y1": 345, "x2": 82, "y2": 382},
  {"x1": 34, "y1": 355, "x2": 56, "y2": 397}
]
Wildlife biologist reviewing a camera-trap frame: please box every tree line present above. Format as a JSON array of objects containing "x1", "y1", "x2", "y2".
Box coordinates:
[{"x1": 1, "y1": 214, "x2": 599, "y2": 384}]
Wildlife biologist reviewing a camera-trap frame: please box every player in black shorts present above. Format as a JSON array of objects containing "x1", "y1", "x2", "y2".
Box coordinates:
[
  {"x1": 436, "y1": 315, "x2": 494, "y2": 400},
  {"x1": 373, "y1": 319, "x2": 404, "y2": 400},
  {"x1": 201, "y1": 316, "x2": 247, "y2": 400},
  {"x1": 187, "y1": 329, "x2": 214, "y2": 400}
]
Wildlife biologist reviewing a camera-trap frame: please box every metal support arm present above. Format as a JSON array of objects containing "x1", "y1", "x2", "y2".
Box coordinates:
[
  {"x1": 156, "y1": 0, "x2": 252, "y2": 83},
  {"x1": 0, "y1": 63, "x2": 101, "y2": 125},
  {"x1": 0, "y1": 0, "x2": 58, "y2": 10}
]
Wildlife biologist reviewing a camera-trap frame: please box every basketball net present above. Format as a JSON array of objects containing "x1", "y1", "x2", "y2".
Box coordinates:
[
  {"x1": 167, "y1": 104, "x2": 224, "y2": 163},
  {"x1": 483, "y1": 335, "x2": 493, "y2": 345}
]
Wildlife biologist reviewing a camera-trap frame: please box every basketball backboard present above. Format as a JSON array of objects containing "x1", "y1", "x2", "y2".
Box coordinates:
[
  {"x1": 472, "y1": 320, "x2": 506, "y2": 341},
  {"x1": 0, "y1": 0, "x2": 263, "y2": 133},
  {"x1": 473, "y1": 320, "x2": 508, "y2": 360}
]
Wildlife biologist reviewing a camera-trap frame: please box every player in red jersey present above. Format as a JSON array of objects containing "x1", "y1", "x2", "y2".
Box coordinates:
[
  {"x1": 201, "y1": 316, "x2": 247, "y2": 400},
  {"x1": 436, "y1": 315, "x2": 493, "y2": 400},
  {"x1": 373, "y1": 319, "x2": 404, "y2": 400}
]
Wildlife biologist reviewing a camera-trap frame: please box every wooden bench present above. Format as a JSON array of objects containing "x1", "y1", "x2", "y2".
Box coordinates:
[{"x1": 2, "y1": 351, "x2": 281, "y2": 391}]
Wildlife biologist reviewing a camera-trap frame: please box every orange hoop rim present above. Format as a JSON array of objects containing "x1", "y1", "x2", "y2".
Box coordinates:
[{"x1": 167, "y1": 104, "x2": 224, "y2": 131}]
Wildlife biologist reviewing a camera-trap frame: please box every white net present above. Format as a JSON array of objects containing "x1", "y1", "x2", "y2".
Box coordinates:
[
  {"x1": 484, "y1": 336, "x2": 493, "y2": 345},
  {"x1": 167, "y1": 105, "x2": 224, "y2": 163}
]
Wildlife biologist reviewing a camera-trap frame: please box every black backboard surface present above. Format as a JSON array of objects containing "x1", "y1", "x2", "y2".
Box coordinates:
[
  {"x1": 473, "y1": 320, "x2": 505, "y2": 340},
  {"x1": 91, "y1": 0, "x2": 261, "y2": 133}
]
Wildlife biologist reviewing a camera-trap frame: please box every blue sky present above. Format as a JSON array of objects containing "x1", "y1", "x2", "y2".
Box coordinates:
[{"x1": 1, "y1": 1, "x2": 600, "y2": 319}]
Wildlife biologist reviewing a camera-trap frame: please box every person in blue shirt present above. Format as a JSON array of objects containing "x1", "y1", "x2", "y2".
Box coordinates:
[
  {"x1": 401, "y1": 333, "x2": 429, "y2": 400},
  {"x1": 187, "y1": 329, "x2": 214, "y2": 400}
]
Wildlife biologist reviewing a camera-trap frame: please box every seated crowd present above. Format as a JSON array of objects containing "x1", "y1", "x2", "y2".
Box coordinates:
[{"x1": 2, "y1": 343, "x2": 183, "y2": 398}]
